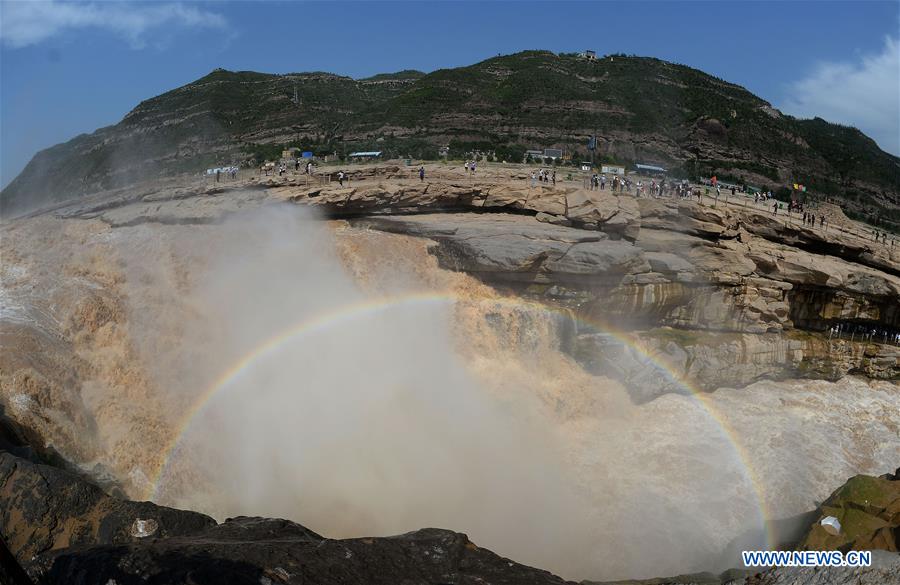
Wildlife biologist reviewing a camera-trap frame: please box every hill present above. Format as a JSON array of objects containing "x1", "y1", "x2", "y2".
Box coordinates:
[{"x1": 3, "y1": 51, "x2": 899, "y2": 224}]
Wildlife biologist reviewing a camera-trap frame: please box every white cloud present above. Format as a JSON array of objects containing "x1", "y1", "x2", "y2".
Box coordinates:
[
  {"x1": 0, "y1": 0, "x2": 228, "y2": 49},
  {"x1": 780, "y1": 36, "x2": 900, "y2": 156}
]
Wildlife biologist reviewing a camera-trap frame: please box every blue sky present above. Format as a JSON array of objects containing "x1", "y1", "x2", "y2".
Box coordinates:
[{"x1": 2, "y1": 0, "x2": 898, "y2": 188}]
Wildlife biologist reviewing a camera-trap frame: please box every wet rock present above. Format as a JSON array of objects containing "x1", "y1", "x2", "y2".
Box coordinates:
[
  {"x1": 0, "y1": 453, "x2": 215, "y2": 565},
  {"x1": 0, "y1": 453, "x2": 574, "y2": 585},
  {"x1": 32, "y1": 520, "x2": 574, "y2": 585},
  {"x1": 798, "y1": 473, "x2": 900, "y2": 553},
  {"x1": 574, "y1": 328, "x2": 900, "y2": 401},
  {"x1": 0, "y1": 535, "x2": 33, "y2": 585}
]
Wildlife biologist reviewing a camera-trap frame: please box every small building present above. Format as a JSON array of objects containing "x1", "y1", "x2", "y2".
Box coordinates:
[
  {"x1": 580, "y1": 162, "x2": 592, "y2": 171},
  {"x1": 281, "y1": 147, "x2": 301, "y2": 160},
  {"x1": 525, "y1": 149, "x2": 544, "y2": 160},
  {"x1": 602, "y1": 164, "x2": 626, "y2": 176},
  {"x1": 580, "y1": 50, "x2": 597, "y2": 61},
  {"x1": 348, "y1": 151, "x2": 382, "y2": 161},
  {"x1": 543, "y1": 148, "x2": 563, "y2": 160},
  {"x1": 635, "y1": 163, "x2": 667, "y2": 175}
]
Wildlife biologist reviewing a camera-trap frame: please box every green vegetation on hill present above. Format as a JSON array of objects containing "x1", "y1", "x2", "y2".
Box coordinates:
[{"x1": 3, "y1": 51, "x2": 898, "y2": 223}]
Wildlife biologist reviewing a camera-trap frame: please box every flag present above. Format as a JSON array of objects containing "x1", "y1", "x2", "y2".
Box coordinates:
[{"x1": 793, "y1": 183, "x2": 799, "y2": 190}]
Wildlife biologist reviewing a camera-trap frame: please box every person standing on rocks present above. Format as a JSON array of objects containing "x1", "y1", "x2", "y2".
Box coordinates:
[
  {"x1": 773, "y1": 200, "x2": 778, "y2": 216},
  {"x1": 531, "y1": 171, "x2": 537, "y2": 188},
  {"x1": 419, "y1": 166, "x2": 425, "y2": 182},
  {"x1": 600, "y1": 174, "x2": 606, "y2": 190},
  {"x1": 551, "y1": 170, "x2": 556, "y2": 185},
  {"x1": 338, "y1": 171, "x2": 345, "y2": 186}
]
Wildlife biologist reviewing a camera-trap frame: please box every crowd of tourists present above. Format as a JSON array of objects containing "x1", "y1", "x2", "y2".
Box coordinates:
[
  {"x1": 531, "y1": 168, "x2": 557, "y2": 186},
  {"x1": 828, "y1": 322, "x2": 900, "y2": 346},
  {"x1": 872, "y1": 230, "x2": 894, "y2": 246}
]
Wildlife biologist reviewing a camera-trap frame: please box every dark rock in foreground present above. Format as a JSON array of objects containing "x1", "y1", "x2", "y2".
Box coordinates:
[
  {"x1": 0, "y1": 453, "x2": 216, "y2": 567},
  {"x1": 3, "y1": 450, "x2": 900, "y2": 585},
  {"x1": 34, "y1": 520, "x2": 573, "y2": 585},
  {"x1": 798, "y1": 468, "x2": 900, "y2": 553},
  {"x1": 0, "y1": 452, "x2": 572, "y2": 585}
]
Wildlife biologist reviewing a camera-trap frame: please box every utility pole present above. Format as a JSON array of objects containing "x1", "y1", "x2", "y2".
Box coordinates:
[{"x1": 590, "y1": 131, "x2": 596, "y2": 169}]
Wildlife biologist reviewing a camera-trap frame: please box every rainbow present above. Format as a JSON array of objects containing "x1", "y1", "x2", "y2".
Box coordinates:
[{"x1": 147, "y1": 291, "x2": 777, "y2": 549}]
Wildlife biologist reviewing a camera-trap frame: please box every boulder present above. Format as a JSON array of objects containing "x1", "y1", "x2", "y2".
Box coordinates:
[
  {"x1": 799, "y1": 473, "x2": 900, "y2": 553},
  {"x1": 535, "y1": 212, "x2": 572, "y2": 227},
  {"x1": 0, "y1": 453, "x2": 573, "y2": 585},
  {"x1": 0, "y1": 453, "x2": 216, "y2": 566}
]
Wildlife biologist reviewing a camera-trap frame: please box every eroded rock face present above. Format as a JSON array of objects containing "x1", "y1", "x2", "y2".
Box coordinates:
[
  {"x1": 0, "y1": 453, "x2": 573, "y2": 585},
  {"x1": 47, "y1": 174, "x2": 896, "y2": 388},
  {"x1": 576, "y1": 329, "x2": 900, "y2": 402},
  {"x1": 308, "y1": 182, "x2": 900, "y2": 390},
  {"x1": 345, "y1": 198, "x2": 898, "y2": 386}
]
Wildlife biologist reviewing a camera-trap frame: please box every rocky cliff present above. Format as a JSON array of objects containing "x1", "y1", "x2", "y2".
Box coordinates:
[
  {"x1": 3, "y1": 52, "x2": 899, "y2": 225},
  {"x1": 14, "y1": 164, "x2": 896, "y2": 402},
  {"x1": 261, "y1": 168, "x2": 900, "y2": 399},
  {"x1": 1, "y1": 162, "x2": 898, "y2": 584}
]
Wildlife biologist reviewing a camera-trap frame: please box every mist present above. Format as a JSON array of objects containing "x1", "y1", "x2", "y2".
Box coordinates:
[
  {"x1": 145, "y1": 205, "x2": 603, "y2": 576},
  {"x1": 117, "y1": 204, "x2": 863, "y2": 581},
  {"x1": 6, "y1": 203, "x2": 895, "y2": 581}
]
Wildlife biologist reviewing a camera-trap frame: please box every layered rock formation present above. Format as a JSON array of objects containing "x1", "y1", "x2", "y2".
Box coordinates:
[
  {"x1": 268, "y1": 172, "x2": 899, "y2": 397},
  {"x1": 11, "y1": 167, "x2": 896, "y2": 401},
  {"x1": 1, "y1": 165, "x2": 898, "y2": 584}
]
